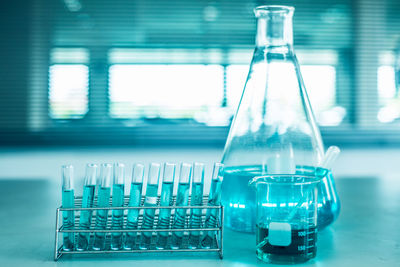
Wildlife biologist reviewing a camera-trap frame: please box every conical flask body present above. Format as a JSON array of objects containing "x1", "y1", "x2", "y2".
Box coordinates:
[{"x1": 221, "y1": 6, "x2": 340, "y2": 232}]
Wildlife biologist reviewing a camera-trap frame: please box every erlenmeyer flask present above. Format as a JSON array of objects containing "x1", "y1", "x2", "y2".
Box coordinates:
[{"x1": 221, "y1": 5, "x2": 340, "y2": 232}]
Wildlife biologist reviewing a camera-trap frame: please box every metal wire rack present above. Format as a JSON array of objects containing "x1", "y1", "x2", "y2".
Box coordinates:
[{"x1": 54, "y1": 195, "x2": 223, "y2": 260}]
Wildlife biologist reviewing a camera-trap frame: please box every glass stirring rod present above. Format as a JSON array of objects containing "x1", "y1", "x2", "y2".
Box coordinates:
[
  {"x1": 170, "y1": 163, "x2": 192, "y2": 249},
  {"x1": 124, "y1": 163, "x2": 145, "y2": 250},
  {"x1": 92, "y1": 163, "x2": 112, "y2": 250},
  {"x1": 286, "y1": 146, "x2": 341, "y2": 222},
  {"x1": 76, "y1": 163, "x2": 97, "y2": 251},
  {"x1": 61, "y1": 165, "x2": 75, "y2": 251},
  {"x1": 156, "y1": 163, "x2": 176, "y2": 249},
  {"x1": 111, "y1": 163, "x2": 125, "y2": 250},
  {"x1": 139, "y1": 163, "x2": 161, "y2": 249},
  {"x1": 320, "y1": 146, "x2": 341, "y2": 170},
  {"x1": 201, "y1": 163, "x2": 224, "y2": 248}
]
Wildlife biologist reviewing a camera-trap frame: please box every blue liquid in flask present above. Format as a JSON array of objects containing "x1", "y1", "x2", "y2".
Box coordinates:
[
  {"x1": 222, "y1": 165, "x2": 340, "y2": 232},
  {"x1": 222, "y1": 165, "x2": 259, "y2": 233}
]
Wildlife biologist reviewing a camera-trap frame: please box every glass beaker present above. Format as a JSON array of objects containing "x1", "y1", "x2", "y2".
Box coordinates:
[
  {"x1": 221, "y1": 5, "x2": 340, "y2": 232},
  {"x1": 249, "y1": 175, "x2": 321, "y2": 264}
]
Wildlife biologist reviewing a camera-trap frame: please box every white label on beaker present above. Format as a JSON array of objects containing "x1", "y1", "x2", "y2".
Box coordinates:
[{"x1": 268, "y1": 222, "x2": 292, "y2": 246}]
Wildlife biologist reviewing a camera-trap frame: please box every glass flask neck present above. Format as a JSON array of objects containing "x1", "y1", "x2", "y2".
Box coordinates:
[{"x1": 255, "y1": 6, "x2": 294, "y2": 48}]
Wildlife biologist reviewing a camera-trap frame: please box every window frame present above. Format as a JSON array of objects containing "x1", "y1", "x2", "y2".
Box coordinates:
[
  {"x1": 40, "y1": 46, "x2": 357, "y2": 144},
  {"x1": 48, "y1": 63, "x2": 90, "y2": 120},
  {"x1": 107, "y1": 63, "x2": 226, "y2": 121}
]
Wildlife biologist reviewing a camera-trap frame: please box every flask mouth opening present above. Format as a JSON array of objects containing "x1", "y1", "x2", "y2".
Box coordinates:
[{"x1": 254, "y1": 5, "x2": 294, "y2": 17}]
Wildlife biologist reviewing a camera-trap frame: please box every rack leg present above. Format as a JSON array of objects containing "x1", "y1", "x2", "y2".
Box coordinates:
[
  {"x1": 54, "y1": 208, "x2": 60, "y2": 261},
  {"x1": 219, "y1": 206, "x2": 224, "y2": 259}
]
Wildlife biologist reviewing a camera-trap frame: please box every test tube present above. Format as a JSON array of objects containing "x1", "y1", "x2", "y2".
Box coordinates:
[
  {"x1": 188, "y1": 162, "x2": 205, "y2": 249},
  {"x1": 111, "y1": 163, "x2": 125, "y2": 250},
  {"x1": 139, "y1": 163, "x2": 161, "y2": 250},
  {"x1": 201, "y1": 163, "x2": 224, "y2": 248},
  {"x1": 92, "y1": 163, "x2": 112, "y2": 251},
  {"x1": 61, "y1": 165, "x2": 75, "y2": 251},
  {"x1": 156, "y1": 163, "x2": 176, "y2": 249},
  {"x1": 76, "y1": 163, "x2": 97, "y2": 251},
  {"x1": 124, "y1": 164, "x2": 145, "y2": 250},
  {"x1": 170, "y1": 163, "x2": 192, "y2": 249}
]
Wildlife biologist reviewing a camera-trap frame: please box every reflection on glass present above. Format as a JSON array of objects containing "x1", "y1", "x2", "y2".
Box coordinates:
[{"x1": 227, "y1": 64, "x2": 343, "y2": 126}]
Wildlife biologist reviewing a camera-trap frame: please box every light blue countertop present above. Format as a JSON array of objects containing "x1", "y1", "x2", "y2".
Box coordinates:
[
  {"x1": 0, "y1": 147, "x2": 399, "y2": 266},
  {"x1": 1, "y1": 176, "x2": 399, "y2": 266}
]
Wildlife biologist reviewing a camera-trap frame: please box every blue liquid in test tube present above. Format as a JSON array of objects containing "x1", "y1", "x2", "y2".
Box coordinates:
[
  {"x1": 111, "y1": 163, "x2": 125, "y2": 250},
  {"x1": 156, "y1": 163, "x2": 176, "y2": 249},
  {"x1": 124, "y1": 164, "x2": 145, "y2": 250},
  {"x1": 139, "y1": 163, "x2": 161, "y2": 249},
  {"x1": 76, "y1": 164, "x2": 97, "y2": 251},
  {"x1": 188, "y1": 162, "x2": 205, "y2": 249},
  {"x1": 92, "y1": 163, "x2": 112, "y2": 251},
  {"x1": 201, "y1": 163, "x2": 224, "y2": 248},
  {"x1": 170, "y1": 163, "x2": 192, "y2": 249},
  {"x1": 61, "y1": 165, "x2": 75, "y2": 251}
]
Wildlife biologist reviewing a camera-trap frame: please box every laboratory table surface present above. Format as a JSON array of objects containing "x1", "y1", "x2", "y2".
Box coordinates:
[{"x1": 0, "y1": 177, "x2": 399, "y2": 267}]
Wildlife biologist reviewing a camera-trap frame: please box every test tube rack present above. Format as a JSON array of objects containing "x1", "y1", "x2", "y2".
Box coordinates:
[{"x1": 54, "y1": 195, "x2": 223, "y2": 260}]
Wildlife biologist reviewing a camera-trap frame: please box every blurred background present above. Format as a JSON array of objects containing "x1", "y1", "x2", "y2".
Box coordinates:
[
  {"x1": 0, "y1": 0, "x2": 400, "y2": 179},
  {"x1": 1, "y1": 2, "x2": 400, "y2": 264}
]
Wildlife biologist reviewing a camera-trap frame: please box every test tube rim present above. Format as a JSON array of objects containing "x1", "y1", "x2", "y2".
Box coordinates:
[
  {"x1": 132, "y1": 163, "x2": 145, "y2": 184},
  {"x1": 114, "y1": 162, "x2": 125, "y2": 185},
  {"x1": 85, "y1": 163, "x2": 98, "y2": 186},
  {"x1": 162, "y1": 162, "x2": 176, "y2": 183},
  {"x1": 178, "y1": 162, "x2": 192, "y2": 184},
  {"x1": 192, "y1": 162, "x2": 205, "y2": 184}
]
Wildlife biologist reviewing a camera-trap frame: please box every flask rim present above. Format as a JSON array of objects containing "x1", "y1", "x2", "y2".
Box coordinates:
[{"x1": 254, "y1": 5, "x2": 294, "y2": 17}]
